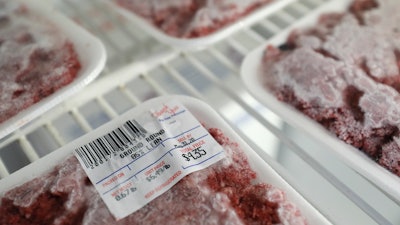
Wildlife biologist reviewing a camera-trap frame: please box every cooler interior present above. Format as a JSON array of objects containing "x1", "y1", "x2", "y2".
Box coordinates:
[{"x1": 0, "y1": 0, "x2": 399, "y2": 224}]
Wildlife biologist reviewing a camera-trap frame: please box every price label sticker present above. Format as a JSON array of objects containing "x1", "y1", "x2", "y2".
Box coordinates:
[{"x1": 73, "y1": 100, "x2": 225, "y2": 220}]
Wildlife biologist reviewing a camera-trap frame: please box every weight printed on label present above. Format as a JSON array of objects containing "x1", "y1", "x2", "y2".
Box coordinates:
[{"x1": 74, "y1": 100, "x2": 225, "y2": 220}]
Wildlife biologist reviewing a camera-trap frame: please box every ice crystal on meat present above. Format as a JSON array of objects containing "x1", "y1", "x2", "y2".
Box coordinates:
[
  {"x1": 0, "y1": 128, "x2": 307, "y2": 225},
  {"x1": 262, "y1": 0, "x2": 400, "y2": 177},
  {"x1": 114, "y1": 0, "x2": 274, "y2": 38},
  {"x1": 0, "y1": 0, "x2": 81, "y2": 123}
]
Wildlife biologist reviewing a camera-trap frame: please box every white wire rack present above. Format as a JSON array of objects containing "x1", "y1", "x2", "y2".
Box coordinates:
[{"x1": 1, "y1": 0, "x2": 399, "y2": 224}]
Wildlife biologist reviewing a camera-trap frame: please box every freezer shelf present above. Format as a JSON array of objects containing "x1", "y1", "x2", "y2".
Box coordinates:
[{"x1": 0, "y1": 0, "x2": 399, "y2": 224}]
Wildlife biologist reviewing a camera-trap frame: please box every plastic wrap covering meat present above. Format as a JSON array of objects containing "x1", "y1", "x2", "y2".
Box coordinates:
[
  {"x1": 261, "y1": 0, "x2": 400, "y2": 176},
  {"x1": 113, "y1": 0, "x2": 274, "y2": 37},
  {"x1": 0, "y1": 127, "x2": 306, "y2": 225},
  {"x1": 0, "y1": 0, "x2": 81, "y2": 123}
]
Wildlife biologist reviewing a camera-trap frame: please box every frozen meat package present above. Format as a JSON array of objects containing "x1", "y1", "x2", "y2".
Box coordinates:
[
  {"x1": 241, "y1": 0, "x2": 400, "y2": 202},
  {"x1": 0, "y1": 0, "x2": 106, "y2": 139},
  {"x1": 0, "y1": 95, "x2": 330, "y2": 225},
  {"x1": 110, "y1": 0, "x2": 296, "y2": 49}
]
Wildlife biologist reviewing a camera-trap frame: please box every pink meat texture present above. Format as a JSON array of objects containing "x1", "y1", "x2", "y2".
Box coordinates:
[
  {"x1": 0, "y1": 128, "x2": 307, "y2": 225},
  {"x1": 114, "y1": 0, "x2": 274, "y2": 37},
  {"x1": 262, "y1": 0, "x2": 400, "y2": 176},
  {"x1": 0, "y1": 0, "x2": 81, "y2": 123}
]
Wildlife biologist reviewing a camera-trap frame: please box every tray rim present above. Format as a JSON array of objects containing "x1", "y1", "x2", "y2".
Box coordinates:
[
  {"x1": 240, "y1": 0, "x2": 400, "y2": 203},
  {"x1": 0, "y1": 0, "x2": 107, "y2": 140},
  {"x1": 109, "y1": 0, "x2": 297, "y2": 51},
  {"x1": 0, "y1": 95, "x2": 332, "y2": 225}
]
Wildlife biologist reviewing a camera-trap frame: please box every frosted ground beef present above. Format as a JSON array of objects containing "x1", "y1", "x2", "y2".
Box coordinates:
[
  {"x1": 262, "y1": 0, "x2": 400, "y2": 176},
  {"x1": 0, "y1": 1, "x2": 81, "y2": 123},
  {"x1": 0, "y1": 128, "x2": 307, "y2": 225},
  {"x1": 114, "y1": 0, "x2": 274, "y2": 38}
]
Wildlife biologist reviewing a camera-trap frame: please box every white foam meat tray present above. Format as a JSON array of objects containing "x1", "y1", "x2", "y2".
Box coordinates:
[
  {"x1": 241, "y1": 0, "x2": 400, "y2": 203},
  {"x1": 109, "y1": 0, "x2": 296, "y2": 50},
  {"x1": 0, "y1": 0, "x2": 106, "y2": 140},
  {"x1": 0, "y1": 95, "x2": 331, "y2": 225}
]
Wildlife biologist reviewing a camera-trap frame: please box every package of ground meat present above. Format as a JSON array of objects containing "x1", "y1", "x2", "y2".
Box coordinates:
[
  {"x1": 0, "y1": 0, "x2": 106, "y2": 139},
  {"x1": 0, "y1": 95, "x2": 330, "y2": 225},
  {"x1": 241, "y1": 0, "x2": 400, "y2": 202},
  {"x1": 109, "y1": 0, "x2": 295, "y2": 50}
]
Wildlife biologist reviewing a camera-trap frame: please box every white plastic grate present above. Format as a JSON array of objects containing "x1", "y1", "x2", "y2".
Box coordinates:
[{"x1": 0, "y1": 0, "x2": 399, "y2": 224}]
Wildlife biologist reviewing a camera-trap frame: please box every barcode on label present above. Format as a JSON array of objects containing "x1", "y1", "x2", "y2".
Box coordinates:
[{"x1": 75, "y1": 119, "x2": 147, "y2": 169}]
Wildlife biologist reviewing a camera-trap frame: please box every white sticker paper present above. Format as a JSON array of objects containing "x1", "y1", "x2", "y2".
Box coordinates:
[{"x1": 73, "y1": 100, "x2": 225, "y2": 220}]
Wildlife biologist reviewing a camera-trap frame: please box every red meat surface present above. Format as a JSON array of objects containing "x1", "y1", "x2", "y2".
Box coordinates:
[
  {"x1": 0, "y1": 128, "x2": 307, "y2": 225},
  {"x1": 0, "y1": 1, "x2": 81, "y2": 123},
  {"x1": 114, "y1": 0, "x2": 274, "y2": 38},
  {"x1": 262, "y1": 0, "x2": 400, "y2": 176}
]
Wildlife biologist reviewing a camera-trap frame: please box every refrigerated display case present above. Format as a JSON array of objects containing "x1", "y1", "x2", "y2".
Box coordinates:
[{"x1": 0, "y1": 0, "x2": 399, "y2": 224}]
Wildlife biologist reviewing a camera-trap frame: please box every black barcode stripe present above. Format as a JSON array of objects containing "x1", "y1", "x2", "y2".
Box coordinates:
[
  {"x1": 92, "y1": 141, "x2": 107, "y2": 160},
  {"x1": 76, "y1": 148, "x2": 89, "y2": 168},
  {"x1": 76, "y1": 146, "x2": 94, "y2": 169},
  {"x1": 102, "y1": 136, "x2": 116, "y2": 154},
  {"x1": 124, "y1": 121, "x2": 138, "y2": 138},
  {"x1": 135, "y1": 120, "x2": 148, "y2": 136},
  {"x1": 85, "y1": 145, "x2": 98, "y2": 165},
  {"x1": 116, "y1": 128, "x2": 131, "y2": 144},
  {"x1": 125, "y1": 120, "x2": 142, "y2": 138},
  {"x1": 76, "y1": 119, "x2": 148, "y2": 169},
  {"x1": 80, "y1": 147, "x2": 93, "y2": 165},
  {"x1": 81, "y1": 146, "x2": 94, "y2": 166},
  {"x1": 96, "y1": 138, "x2": 111, "y2": 156},
  {"x1": 105, "y1": 133, "x2": 120, "y2": 150},
  {"x1": 89, "y1": 142, "x2": 104, "y2": 163},
  {"x1": 123, "y1": 123, "x2": 136, "y2": 140},
  {"x1": 112, "y1": 130, "x2": 124, "y2": 148}
]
